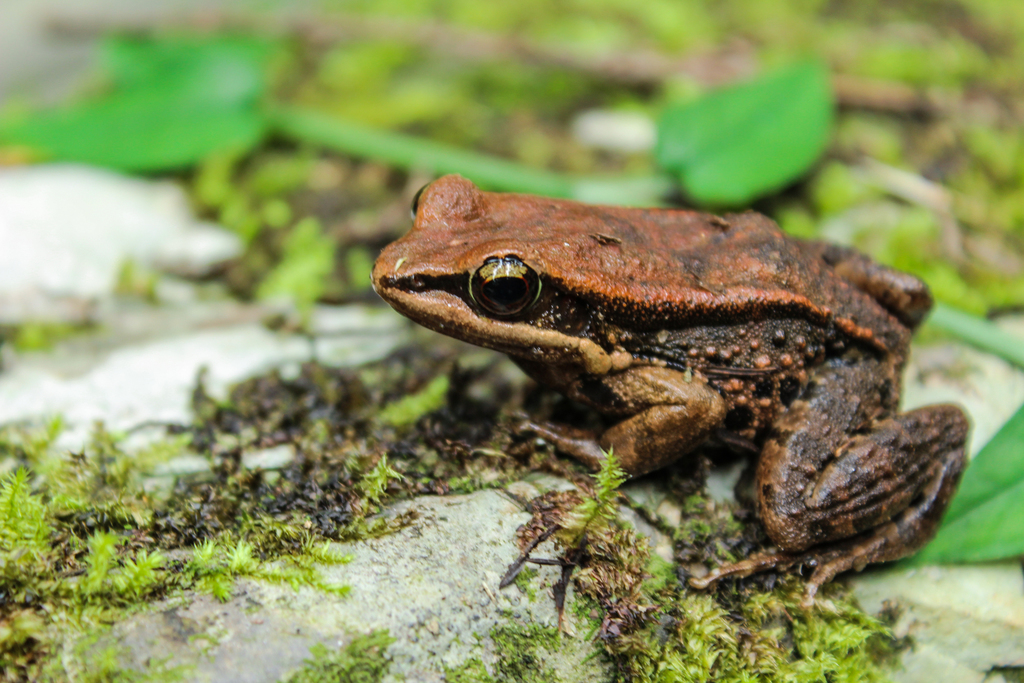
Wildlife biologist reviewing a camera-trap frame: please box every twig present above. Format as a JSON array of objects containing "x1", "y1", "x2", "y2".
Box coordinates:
[
  {"x1": 47, "y1": 10, "x2": 949, "y2": 115},
  {"x1": 45, "y1": 10, "x2": 756, "y2": 87},
  {"x1": 856, "y1": 158, "x2": 966, "y2": 264},
  {"x1": 831, "y1": 74, "x2": 942, "y2": 116}
]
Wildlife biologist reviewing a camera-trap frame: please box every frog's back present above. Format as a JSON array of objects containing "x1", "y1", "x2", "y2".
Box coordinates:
[{"x1": 472, "y1": 194, "x2": 923, "y2": 356}]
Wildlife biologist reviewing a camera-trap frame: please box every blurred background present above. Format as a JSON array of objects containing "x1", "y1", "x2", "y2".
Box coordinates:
[{"x1": 2, "y1": 0, "x2": 1023, "y2": 320}]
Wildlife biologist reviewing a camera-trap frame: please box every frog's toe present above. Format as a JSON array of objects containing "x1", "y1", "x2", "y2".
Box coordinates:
[
  {"x1": 514, "y1": 418, "x2": 606, "y2": 470},
  {"x1": 687, "y1": 551, "x2": 791, "y2": 590}
]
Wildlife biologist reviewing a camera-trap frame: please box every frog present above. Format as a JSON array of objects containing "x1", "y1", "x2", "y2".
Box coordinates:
[{"x1": 371, "y1": 174, "x2": 969, "y2": 601}]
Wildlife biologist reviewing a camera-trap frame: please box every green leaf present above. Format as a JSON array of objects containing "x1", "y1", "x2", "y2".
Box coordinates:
[
  {"x1": 655, "y1": 60, "x2": 833, "y2": 206},
  {"x1": 927, "y1": 303, "x2": 1024, "y2": 370},
  {"x1": 0, "y1": 36, "x2": 276, "y2": 171},
  {"x1": 913, "y1": 402, "x2": 1024, "y2": 563}
]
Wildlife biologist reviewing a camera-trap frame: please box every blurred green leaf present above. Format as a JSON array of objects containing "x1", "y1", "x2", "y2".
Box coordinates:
[
  {"x1": 927, "y1": 303, "x2": 1024, "y2": 370},
  {"x1": 913, "y1": 402, "x2": 1024, "y2": 564},
  {"x1": 655, "y1": 61, "x2": 833, "y2": 206},
  {"x1": 0, "y1": 36, "x2": 277, "y2": 171}
]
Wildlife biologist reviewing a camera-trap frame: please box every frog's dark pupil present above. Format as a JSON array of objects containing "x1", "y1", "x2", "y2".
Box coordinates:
[{"x1": 482, "y1": 277, "x2": 528, "y2": 313}]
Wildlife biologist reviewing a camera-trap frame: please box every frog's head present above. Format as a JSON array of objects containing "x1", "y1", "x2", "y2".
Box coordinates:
[{"x1": 372, "y1": 175, "x2": 614, "y2": 374}]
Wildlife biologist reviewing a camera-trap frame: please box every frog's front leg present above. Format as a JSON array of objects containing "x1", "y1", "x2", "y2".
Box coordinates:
[
  {"x1": 691, "y1": 357, "x2": 968, "y2": 603},
  {"x1": 518, "y1": 364, "x2": 727, "y2": 477}
]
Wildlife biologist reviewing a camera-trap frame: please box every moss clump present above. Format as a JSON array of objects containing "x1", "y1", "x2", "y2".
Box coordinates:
[
  {"x1": 0, "y1": 348, "x2": 555, "y2": 680},
  {"x1": 377, "y1": 374, "x2": 450, "y2": 427},
  {"x1": 50, "y1": 635, "x2": 190, "y2": 683},
  {"x1": 3, "y1": 322, "x2": 87, "y2": 353},
  {"x1": 255, "y1": 216, "x2": 334, "y2": 320},
  {"x1": 491, "y1": 620, "x2": 561, "y2": 683},
  {"x1": 513, "y1": 566, "x2": 540, "y2": 601},
  {"x1": 445, "y1": 657, "x2": 496, "y2": 683},
  {"x1": 283, "y1": 630, "x2": 395, "y2": 683},
  {"x1": 513, "y1": 457, "x2": 897, "y2": 683},
  {"x1": 445, "y1": 619, "x2": 564, "y2": 683},
  {"x1": 608, "y1": 580, "x2": 894, "y2": 683}
]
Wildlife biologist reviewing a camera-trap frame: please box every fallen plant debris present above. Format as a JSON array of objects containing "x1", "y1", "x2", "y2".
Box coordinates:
[
  {"x1": 0, "y1": 343, "x2": 902, "y2": 681},
  {"x1": 0, "y1": 347, "x2": 539, "y2": 681},
  {"x1": 507, "y1": 457, "x2": 900, "y2": 682}
]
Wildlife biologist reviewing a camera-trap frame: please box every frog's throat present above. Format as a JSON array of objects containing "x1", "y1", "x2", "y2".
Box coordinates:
[{"x1": 380, "y1": 287, "x2": 615, "y2": 375}]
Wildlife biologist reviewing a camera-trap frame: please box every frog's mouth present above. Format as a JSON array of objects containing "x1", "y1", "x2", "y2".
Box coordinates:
[{"x1": 373, "y1": 272, "x2": 615, "y2": 376}]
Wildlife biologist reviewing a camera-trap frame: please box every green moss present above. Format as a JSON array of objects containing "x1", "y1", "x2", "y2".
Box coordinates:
[
  {"x1": 343, "y1": 245, "x2": 376, "y2": 294},
  {"x1": 618, "y1": 583, "x2": 895, "y2": 682},
  {"x1": 8, "y1": 322, "x2": 85, "y2": 353},
  {"x1": 810, "y1": 162, "x2": 882, "y2": 218},
  {"x1": 775, "y1": 203, "x2": 818, "y2": 239},
  {"x1": 358, "y1": 454, "x2": 404, "y2": 505},
  {"x1": 114, "y1": 259, "x2": 158, "y2": 302},
  {"x1": 490, "y1": 620, "x2": 561, "y2": 683},
  {"x1": 377, "y1": 374, "x2": 450, "y2": 427},
  {"x1": 513, "y1": 566, "x2": 539, "y2": 602},
  {"x1": 556, "y1": 451, "x2": 626, "y2": 546},
  {"x1": 445, "y1": 658, "x2": 497, "y2": 683},
  {"x1": 283, "y1": 631, "x2": 395, "y2": 683},
  {"x1": 0, "y1": 415, "x2": 63, "y2": 467},
  {"x1": 247, "y1": 153, "x2": 315, "y2": 198},
  {"x1": 642, "y1": 554, "x2": 675, "y2": 594},
  {"x1": 256, "y1": 216, "x2": 335, "y2": 319},
  {"x1": 0, "y1": 416, "x2": 355, "y2": 679},
  {"x1": 53, "y1": 635, "x2": 190, "y2": 683},
  {"x1": 515, "y1": 452, "x2": 898, "y2": 683}
]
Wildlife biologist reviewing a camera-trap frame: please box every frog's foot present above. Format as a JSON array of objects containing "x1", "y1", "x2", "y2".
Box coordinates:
[
  {"x1": 689, "y1": 545, "x2": 869, "y2": 608},
  {"x1": 515, "y1": 418, "x2": 606, "y2": 470},
  {"x1": 691, "y1": 444, "x2": 963, "y2": 607},
  {"x1": 688, "y1": 552, "x2": 796, "y2": 591}
]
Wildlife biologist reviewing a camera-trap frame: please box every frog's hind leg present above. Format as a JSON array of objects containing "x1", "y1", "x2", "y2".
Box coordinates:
[{"x1": 691, "y1": 358, "x2": 968, "y2": 604}]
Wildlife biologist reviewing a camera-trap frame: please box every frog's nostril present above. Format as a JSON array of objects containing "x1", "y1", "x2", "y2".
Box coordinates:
[{"x1": 407, "y1": 275, "x2": 429, "y2": 291}]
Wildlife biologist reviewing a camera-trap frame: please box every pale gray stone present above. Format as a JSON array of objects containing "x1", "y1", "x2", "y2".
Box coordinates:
[
  {"x1": 571, "y1": 109, "x2": 656, "y2": 153},
  {"x1": 903, "y1": 339, "x2": 1024, "y2": 455},
  {"x1": 242, "y1": 444, "x2": 295, "y2": 471},
  {"x1": 0, "y1": 306, "x2": 404, "y2": 451},
  {"x1": 151, "y1": 222, "x2": 243, "y2": 278},
  {"x1": 106, "y1": 490, "x2": 611, "y2": 683},
  {"x1": 0, "y1": 165, "x2": 198, "y2": 309},
  {"x1": 851, "y1": 563, "x2": 1024, "y2": 683}
]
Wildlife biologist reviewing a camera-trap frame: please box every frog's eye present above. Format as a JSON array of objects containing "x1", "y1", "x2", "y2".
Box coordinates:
[
  {"x1": 470, "y1": 256, "x2": 541, "y2": 318},
  {"x1": 410, "y1": 183, "x2": 430, "y2": 220}
]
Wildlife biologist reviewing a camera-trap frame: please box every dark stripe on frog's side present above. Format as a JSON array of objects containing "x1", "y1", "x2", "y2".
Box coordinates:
[{"x1": 615, "y1": 320, "x2": 831, "y2": 374}]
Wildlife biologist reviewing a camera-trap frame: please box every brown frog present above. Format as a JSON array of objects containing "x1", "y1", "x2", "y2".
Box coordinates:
[{"x1": 371, "y1": 174, "x2": 968, "y2": 600}]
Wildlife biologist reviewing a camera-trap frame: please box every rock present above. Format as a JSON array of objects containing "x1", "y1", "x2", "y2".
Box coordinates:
[
  {"x1": 241, "y1": 444, "x2": 296, "y2": 471},
  {"x1": 850, "y1": 562, "x2": 1024, "y2": 683},
  {"x1": 903, "y1": 339, "x2": 1024, "y2": 454},
  {"x1": 151, "y1": 222, "x2": 243, "y2": 278},
  {"x1": 0, "y1": 306, "x2": 404, "y2": 451},
  {"x1": 0, "y1": 164, "x2": 240, "y2": 323},
  {"x1": 571, "y1": 109, "x2": 656, "y2": 153},
  {"x1": 105, "y1": 490, "x2": 611, "y2": 683}
]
